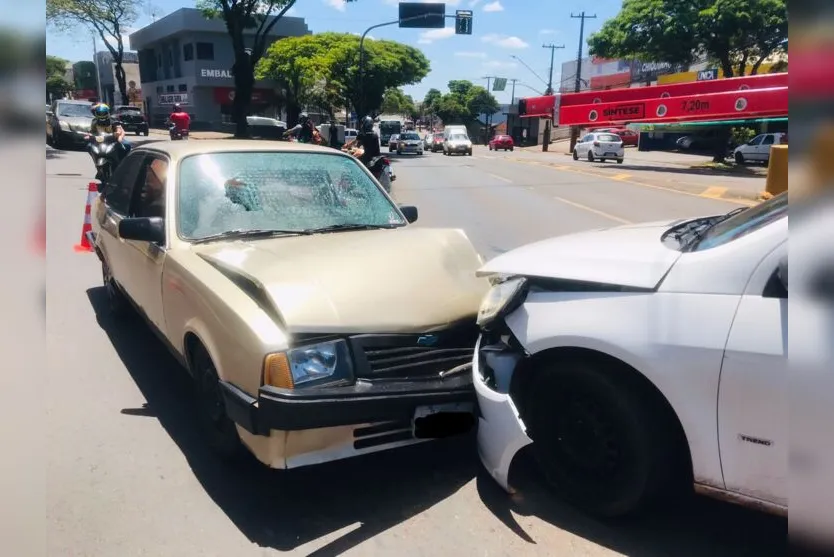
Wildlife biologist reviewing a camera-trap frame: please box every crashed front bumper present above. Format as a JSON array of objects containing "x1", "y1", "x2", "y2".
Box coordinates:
[{"x1": 472, "y1": 334, "x2": 532, "y2": 492}]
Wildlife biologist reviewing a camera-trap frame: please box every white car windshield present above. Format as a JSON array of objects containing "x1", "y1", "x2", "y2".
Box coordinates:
[
  {"x1": 693, "y1": 192, "x2": 788, "y2": 251},
  {"x1": 596, "y1": 134, "x2": 621, "y2": 142},
  {"x1": 400, "y1": 133, "x2": 420, "y2": 140},
  {"x1": 57, "y1": 103, "x2": 92, "y2": 117},
  {"x1": 177, "y1": 152, "x2": 406, "y2": 241},
  {"x1": 450, "y1": 134, "x2": 468, "y2": 141}
]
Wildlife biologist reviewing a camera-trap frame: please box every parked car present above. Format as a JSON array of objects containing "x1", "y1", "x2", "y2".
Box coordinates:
[
  {"x1": 488, "y1": 135, "x2": 514, "y2": 151},
  {"x1": 112, "y1": 105, "x2": 149, "y2": 136},
  {"x1": 388, "y1": 133, "x2": 400, "y2": 152},
  {"x1": 472, "y1": 192, "x2": 788, "y2": 518},
  {"x1": 443, "y1": 133, "x2": 473, "y2": 156},
  {"x1": 396, "y1": 131, "x2": 424, "y2": 155},
  {"x1": 573, "y1": 132, "x2": 624, "y2": 163},
  {"x1": 430, "y1": 132, "x2": 445, "y2": 152},
  {"x1": 422, "y1": 132, "x2": 434, "y2": 150},
  {"x1": 247, "y1": 115, "x2": 287, "y2": 140},
  {"x1": 733, "y1": 132, "x2": 788, "y2": 165},
  {"x1": 88, "y1": 140, "x2": 490, "y2": 470},
  {"x1": 593, "y1": 127, "x2": 638, "y2": 147},
  {"x1": 46, "y1": 99, "x2": 93, "y2": 149}
]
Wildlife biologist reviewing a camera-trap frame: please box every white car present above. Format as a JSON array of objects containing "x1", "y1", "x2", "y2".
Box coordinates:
[
  {"x1": 472, "y1": 192, "x2": 788, "y2": 518},
  {"x1": 396, "y1": 131, "x2": 424, "y2": 155},
  {"x1": 733, "y1": 132, "x2": 787, "y2": 165},
  {"x1": 573, "y1": 132, "x2": 624, "y2": 163},
  {"x1": 443, "y1": 133, "x2": 473, "y2": 156}
]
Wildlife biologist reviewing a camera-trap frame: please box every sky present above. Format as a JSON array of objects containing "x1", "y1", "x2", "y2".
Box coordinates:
[{"x1": 45, "y1": 0, "x2": 624, "y2": 106}]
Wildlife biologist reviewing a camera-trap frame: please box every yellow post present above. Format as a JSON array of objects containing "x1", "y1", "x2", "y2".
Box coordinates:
[{"x1": 765, "y1": 144, "x2": 789, "y2": 196}]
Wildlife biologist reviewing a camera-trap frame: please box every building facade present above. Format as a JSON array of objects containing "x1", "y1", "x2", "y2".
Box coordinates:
[
  {"x1": 94, "y1": 50, "x2": 141, "y2": 107},
  {"x1": 128, "y1": 8, "x2": 310, "y2": 129}
]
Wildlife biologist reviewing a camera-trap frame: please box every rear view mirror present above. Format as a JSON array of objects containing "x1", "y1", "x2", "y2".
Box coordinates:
[
  {"x1": 399, "y1": 205, "x2": 418, "y2": 223},
  {"x1": 119, "y1": 217, "x2": 165, "y2": 244}
]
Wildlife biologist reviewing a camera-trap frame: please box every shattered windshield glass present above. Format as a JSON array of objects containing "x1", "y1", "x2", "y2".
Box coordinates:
[{"x1": 177, "y1": 151, "x2": 406, "y2": 240}]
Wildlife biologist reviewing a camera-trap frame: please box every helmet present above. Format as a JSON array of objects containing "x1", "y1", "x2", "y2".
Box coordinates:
[
  {"x1": 91, "y1": 103, "x2": 111, "y2": 122},
  {"x1": 172, "y1": 103, "x2": 181, "y2": 112},
  {"x1": 298, "y1": 112, "x2": 309, "y2": 124},
  {"x1": 360, "y1": 116, "x2": 374, "y2": 134}
]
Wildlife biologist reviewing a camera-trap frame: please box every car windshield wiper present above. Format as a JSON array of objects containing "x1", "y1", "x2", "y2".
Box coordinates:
[
  {"x1": 679, "y1": 207, "x2": 748, "y2": 250},
  {"x1": 303, "y1": 223, "x2": 403, "y2": 234},
  {"x1": 191, "y1": 228, "x2": 312, "y2": 244}
]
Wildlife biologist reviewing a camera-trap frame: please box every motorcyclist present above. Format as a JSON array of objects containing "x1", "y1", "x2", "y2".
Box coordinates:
[
  {"x1": 167, "y1": 103, "x2": 191, "y2": 136},
  {"x1": 89, "y1": 102, "x2": 131, "y2": 166},
  {"x1": 283, "y1": 112, "x2": 315, "y2": 143},
  {"x1": 343, "y1": 115, "x2": 380, "y2": 167}
]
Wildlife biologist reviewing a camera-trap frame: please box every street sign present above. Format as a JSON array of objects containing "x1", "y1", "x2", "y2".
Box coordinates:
[
  {"x1": 492, "y1": 77, "x2": 507, "y2": 91},
  {"x1": 399, "y1": 3, "x2": 445, "y2": 29},
  {"x1": 455, "y1": 10, "x2": 473, "y2": 34}
]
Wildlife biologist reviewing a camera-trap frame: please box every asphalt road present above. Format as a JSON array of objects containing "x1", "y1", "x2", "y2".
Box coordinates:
[{"x1": 46, "y1": 140, "x2": 786, "y2": 556}]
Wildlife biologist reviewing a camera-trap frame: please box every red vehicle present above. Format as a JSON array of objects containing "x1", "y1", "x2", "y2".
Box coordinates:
[
  {"x1": 489, "y1": 134, "x2": 514, "y2": 151},
  {"x1": 431, "y1": 132, "x2": 445, "y2": 152},
  {"x1": 591, "y1": 127, "x2": 639, "y2": 147}
]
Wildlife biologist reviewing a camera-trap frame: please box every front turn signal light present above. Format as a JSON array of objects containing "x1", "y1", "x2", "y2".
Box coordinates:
[{"x1": 263, "y1": 353, "x2": 293, "y2": 389}]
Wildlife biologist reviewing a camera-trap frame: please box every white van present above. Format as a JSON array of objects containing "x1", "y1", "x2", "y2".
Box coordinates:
[{"x1": 443, "y1": 125, "x2": 468, "y2": 140}]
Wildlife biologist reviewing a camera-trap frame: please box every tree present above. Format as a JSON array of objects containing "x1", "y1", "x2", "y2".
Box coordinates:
[
  {"x1": 432, "y1": 80, "x2": 499, "y2": 126},
  {"x1": 46, "y1": 55, "x2": 72, "y2": 101},
  {"x1": 320, "y1": 34, "x2": 429, "y2": 118},
  {"x1": 47, "y1": 0, "x2": 137, "y2": 104},
  {"x1": 381, "y1": 88, "x2": 415, "y2": 117},
  {"x1": 256, "y1": 33, "x2": 342, "y2": 126},
  {"x1": 423, "y1": 88, "x2": 442, "y2": 111},
  {"x1": 197, "y1": 0, "x2": 359, "y2": 138},
  {"x1": 588, "y1": 0, "x2": 787, "y2": 160}
]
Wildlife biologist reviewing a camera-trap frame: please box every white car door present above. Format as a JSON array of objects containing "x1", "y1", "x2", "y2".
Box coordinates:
[
  {"x1": 717, "y1": 240, "x2": 788, "y2": 507},
  {"x1": 743, "y1": 134, "x2": 765, "y2": 161},
  {"x1": 758, "y1": 134, "x2": 776, "y2": 163}
]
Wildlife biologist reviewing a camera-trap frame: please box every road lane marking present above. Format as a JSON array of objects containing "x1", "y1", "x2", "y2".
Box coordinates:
[
  {"x1": 700, "y1": 186, "x2": 728, "y2": 198},
  {"x1": 611, "y1": 173, "x2": 631, "y2": 180},
  {"x1": 552, "y1": 196, "x2": 633, "y2": 224},
  {"x1": 486, "y1": 172, "x2": 513, "y2": 183}
]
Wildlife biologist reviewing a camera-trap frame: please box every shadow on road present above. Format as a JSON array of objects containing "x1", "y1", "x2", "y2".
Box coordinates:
[
  {"x1": 86, "y1": 286, "x2": 476, "y2": 555},
  {"x1": 477, "y1": 448, "x2": 787, "y2": 556}
]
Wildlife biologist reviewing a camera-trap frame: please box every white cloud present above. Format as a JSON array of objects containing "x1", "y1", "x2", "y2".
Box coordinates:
[
  {"x1": 455, "y1": 51, "x2": 487, "y2": 58},
  {"x1": 326, "y1": 0, "x2": 346, "y2": 11},
  {"x1": 417, "y1": 27, "x2": 456, "y2": 44},
  {"x1": 483, "y1": 1, "x2": 503, "y2": 12},
  {"x1": 482, "y1": 34, "x2": 529, "y2": 49}
]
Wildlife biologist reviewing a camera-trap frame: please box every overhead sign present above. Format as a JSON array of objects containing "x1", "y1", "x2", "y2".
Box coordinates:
[
  {"x1": 697, "y1": 69, "x2": 719, "y2": 81},
  {"x1": 455, "y1": 9, "x2": 473, "y2": 35},
  {"x1": 158, "y1": 93, "x2": 188, "y2": 105},
  {"x1": 492, "y1": 77, "x2": 506, "y2": 92},
  {"x1": 630, "y1": 60, "x2": 685, "y2": 83},
  {"x1": 399, "y1": 2, "x2": 445, "y2": 29},
  {"x1": 200, "y1": 68, "x2": 234, "y2": 79}
]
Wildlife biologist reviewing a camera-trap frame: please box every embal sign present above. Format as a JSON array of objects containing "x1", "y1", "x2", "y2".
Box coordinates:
[{"x1": 200, "y1": 68, "x2": 234, "y2": 79}]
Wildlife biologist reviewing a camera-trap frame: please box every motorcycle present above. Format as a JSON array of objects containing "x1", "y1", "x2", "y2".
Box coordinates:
[
  {"x1": 169, "y1": 124, "x2": 189, "y2": 140},
  {"x1": 342, "y1": 145, "x2": 395, "y2": 193},
  {"x1": 84, "y1": 132, "x2": 122, "y2": 183}
]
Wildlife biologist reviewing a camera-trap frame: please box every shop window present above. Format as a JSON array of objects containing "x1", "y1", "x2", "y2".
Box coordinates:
[
  {"x1": 166, "y1": 85, "x2": 174, "y2": 93},
  {"x1": 183, "y1": 43, "x2": 193, "y2": 61},
  {"x1": 196, "y1": 42, "x2": 214, "y2": 60},
  {"x1": 156, "y1": 86, "x2": 163, "y2": 94},
  {"x1": 178, "y1": 84, "x2": 187, "y2": 92},
  {"x1": 157, "y1": 53, "x2": 162, "y2": 68}
]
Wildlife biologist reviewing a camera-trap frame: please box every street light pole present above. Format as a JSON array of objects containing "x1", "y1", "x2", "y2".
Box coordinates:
[
  {"x1": 541, "y1": 43, "x2": 565, "y2": 152},
  {"x1": 568, "y1": 11, "x2": 597, "y2": 153},
  {"x1": 481, "y1": 75, "x2": 496, "y2": 143}
]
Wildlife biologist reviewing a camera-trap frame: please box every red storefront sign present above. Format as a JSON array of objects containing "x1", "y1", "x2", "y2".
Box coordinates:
[
  {"x1": 212, "y1": 87, "x2": 274, "y2": 104},
  {"x1": 589, "y1": 72, "x2": 632, "y2": 90},
  {"x1": 519, "y1": 95, "x2": 557, "y2": 118},
  {"x1": 558, "y1": 86, "x2": 787, "y2": 127}
]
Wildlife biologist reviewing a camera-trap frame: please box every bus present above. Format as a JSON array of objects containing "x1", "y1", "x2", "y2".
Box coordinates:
[{"x1": 378, "y1": 119, "x2": 403, "y2": 144}]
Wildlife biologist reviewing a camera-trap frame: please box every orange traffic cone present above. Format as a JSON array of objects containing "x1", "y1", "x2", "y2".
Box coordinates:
[{"x1": 73, "y1": 182, "x2": 98, "y2": 253}]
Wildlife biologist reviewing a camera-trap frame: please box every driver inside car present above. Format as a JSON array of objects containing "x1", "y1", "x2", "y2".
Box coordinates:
[{"x1": 139, "y1": 159, "x2": 168, "y2": 219}]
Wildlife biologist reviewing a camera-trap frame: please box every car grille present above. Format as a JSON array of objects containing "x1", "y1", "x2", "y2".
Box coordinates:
[{"x1": 350, "y1": 327, "x2": 478, "y2": 380}]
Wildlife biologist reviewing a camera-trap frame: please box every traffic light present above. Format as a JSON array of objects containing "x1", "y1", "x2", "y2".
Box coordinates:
[{"x1": 455, "y1": 10, "x2": 472, "y2": 35}]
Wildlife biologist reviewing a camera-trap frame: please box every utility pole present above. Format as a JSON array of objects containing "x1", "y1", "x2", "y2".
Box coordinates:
[
  {"x1": 482, "y1": 75, "x2": 496, "y2": 144},
  {"x1": 509, "y1": 78, "x2": 519, "y2": 142},
  {"x1": 541, "y1": 43, "x2": 565, "y2": 151},
  {"x1": 92, "y1": 34, "x2": 103, "y2": 102},
  {"x1": 569, "y1": 11, "x2": 597, "y2": 153}
]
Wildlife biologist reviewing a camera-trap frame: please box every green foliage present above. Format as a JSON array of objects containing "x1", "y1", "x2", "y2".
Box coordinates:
[
  {"x1": 731, "y1": 127, "x2": 757, "y2": 146},
  {"x1": 46, "y1": 55, "x2": 72, "y2": 100},
  {"x1": 381, "y1": 88, "x2": 416, "y2": 117},
  {"x1": 423, "y1": 88, "x2": 442, "y2": 111},
  {"x1": 432, "y1": 80, "x2": 499, "y2": 125},
  {"x1": 588, "y1": 0, "x2": 788, "y2": 77}
]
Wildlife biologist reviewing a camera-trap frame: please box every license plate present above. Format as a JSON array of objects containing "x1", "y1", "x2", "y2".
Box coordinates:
[
  {"x1": 414, "y1": 402, "x2": 475, "y2": 420},
  {"x1": 605, "y1": 152, "x2": 618, "y2": 156}
]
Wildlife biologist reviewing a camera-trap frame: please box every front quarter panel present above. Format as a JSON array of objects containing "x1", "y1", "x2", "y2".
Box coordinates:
[
  {"x1": 504, "y1": 289, "x2": 742, "y2": 490},
  {"x1": 162, "y1": 250, "x2": 289, "y2": 396}
]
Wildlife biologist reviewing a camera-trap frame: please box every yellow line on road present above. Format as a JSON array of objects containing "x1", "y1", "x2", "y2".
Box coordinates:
[
  {"x1": 552, "y1": 196, "x2": 633, "y2": 224},
  {"x1": 611, "y1": 173, "x2": 631, "y2": 180},
  {"x1": 700, "y1": 186, "x2": 728, "y2": 198},
  {"x1": 486, "y1": 172, "x2": 513, "y2": 183}
]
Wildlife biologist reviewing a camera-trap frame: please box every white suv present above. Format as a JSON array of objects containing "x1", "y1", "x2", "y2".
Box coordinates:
[{"x1": 573, "y1": 132, "x2": 624, "y2": 163}]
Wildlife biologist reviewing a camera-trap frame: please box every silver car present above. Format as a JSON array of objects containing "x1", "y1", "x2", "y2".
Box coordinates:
[
  {"x1": 388, "y1": 134, "x2": 399, "y2": 152},
  {"x1": 396, "y1": 132, "x2": 424, "y2": 155},
  {"x1": 573, "y1": 132, "x2": 625, "y2": 163}
]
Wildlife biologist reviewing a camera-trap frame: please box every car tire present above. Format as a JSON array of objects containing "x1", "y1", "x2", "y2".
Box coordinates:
[
  {"x1": 572, "y1": 150, "x2": 579, "y2": 161},
  {"x1": 735, "y1": 152, "x2": 745, "y2": 165},
  {"x1": 397, "y1": 149, "x2": 402, "y2": 155},
  {"x1": 523, "y1": 357, "x2": 681, "y2": 518},
  {"x1": 617, "y1": 158, "x2": 624, "y2": 164},
  {"x1": 600, "y1": 158, "x2": 606, "y2": 163},
  {"x1": 587, "y1": 151, "x2": 595, "y2": 162},
  {"x1": 191, "y1": 343, "x2": 245, "y2": 461},
  {"x1": 509, "y1": 147, "x2": 514, "y2": 151},
  {"x1": 101, "y1": 258, "x2": 130, "y2": 317},
  {"x1": 468, "y1": 150, "x2": 472, "y2": 156}
]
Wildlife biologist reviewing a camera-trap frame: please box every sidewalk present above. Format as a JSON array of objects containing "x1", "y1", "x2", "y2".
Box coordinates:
[{"x1": 148, "y1": 128, "x2": 233, "y2": 140}]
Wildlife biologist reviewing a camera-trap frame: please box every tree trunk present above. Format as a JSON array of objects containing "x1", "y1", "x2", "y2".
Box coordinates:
[
  {"x1": 286, "y1": 101, "x2": 300, "y2": 128},
  {"x1": 232, "y1": 49, "x2": 254, "y2": 138},
  {"x1": 114, "y1": 61, "x2": 127, "y2": 106}
]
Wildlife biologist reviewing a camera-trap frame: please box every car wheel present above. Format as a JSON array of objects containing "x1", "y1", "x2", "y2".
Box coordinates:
[
  {"x1": 397, "y1": 149, "x2": 402, "y2": 155},
  {"x1": 135, "y1": 130, "x2": 140, "y2": 136},
  {"x1": 523, "y1": 357, "x2": 681, "y2": 518},
  {"x1": 468, "y1": 150, "x2": 472, "y2": 156},
  {"x1": 191, "y1": 343, "x2": 244, "y2": 460},
  {"x1": 587, "y1": 151, "x2": 595, "y2": 162},
  {"x1": 572, "y1": 150, "x2": 579, "y2": 161},
  {"x1": 735, "y1": 152, "x2": 745, "y2": 165},
  {"x1": 143, "y1": 130, "x2": 149, "y2": 136},
  {"x1": 600, "y1": 158, "x2": 606, "y2": 163},
  {"x1": 617, "y1": 158, "x2": 624, "y2": 164},
  {"x1": 101, "y1": 258, "x2": 130, "y2": 317}
]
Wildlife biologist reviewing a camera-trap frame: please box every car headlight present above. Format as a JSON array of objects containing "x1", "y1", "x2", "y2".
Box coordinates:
[
  {"x1": 477, "y1": 277, "x2": 529, "y2": 331},
  {"x1": 263, "y1": 339, "x2": 353, "y2": 388}
]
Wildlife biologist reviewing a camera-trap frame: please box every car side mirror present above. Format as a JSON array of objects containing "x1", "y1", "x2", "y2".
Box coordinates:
[
  {"x1": 777, "y1": 258, "x2": 788, "y2": 290},
  {"x1": 118, "y1": 217, "x2": 165, "y2": 244},
  {"x1": 399, "y1": 205, "x2": 418, "y2": 223}
]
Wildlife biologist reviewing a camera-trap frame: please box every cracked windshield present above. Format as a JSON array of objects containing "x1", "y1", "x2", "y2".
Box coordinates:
[{"x1": 178, "y1": 152, "x2": 405, "y2": 239}]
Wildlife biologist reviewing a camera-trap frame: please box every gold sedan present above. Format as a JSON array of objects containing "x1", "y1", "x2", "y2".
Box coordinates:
[{"x1": 88, "y1": 140, "x2": 490, "y2": 469}]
